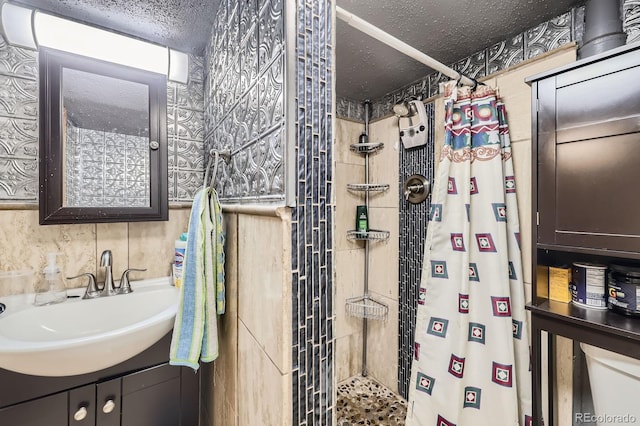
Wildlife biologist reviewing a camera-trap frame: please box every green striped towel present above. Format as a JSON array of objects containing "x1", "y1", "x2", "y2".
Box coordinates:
[{"x1": 170, "y1": 187, "x2": 225, "y2": 370}]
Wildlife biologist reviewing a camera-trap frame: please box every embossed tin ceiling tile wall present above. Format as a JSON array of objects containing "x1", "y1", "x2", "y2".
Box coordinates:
[
  {"x1": 167, "y1": 83, "x2": 177, "y2": 106},
  {"x1": 0, "y1": 75, "x2": 37, "y2": 119},
  {"x1": 239, "y1": 0, "x2": 257, "y2": 37},
  {"x1": 232, "y1": 90, "x2": 259, "y2": 143},
  {"x1": 0, "y1": 37, "x2": 37, "y2": 80},
  {"x1": 258, "y1": 0, "x2": 284, "y2": 72},
  {"x1": 0, "y1": 157, "x2": 37, "y2": 200},
  {"x1": 0, "y1": 116, "x2": 37, "y2": 157},
  {"x1": 167, "y1": 105, "x2": 177, "y2": 138},
  {"x1": 188, "y1": 55, "x2": 204, "y2": 83},
  {"x1": 231, "y1": 146, "x2": 249, "y2": 176},
  {"x1": 175, "y1": 109, "x2": 205, "y2": 141},
  {"x1": 175, "y1": 139, "x2": 205, "y2": 170},
  {"x1": 210, "y1": 126, "x2": 235, "y2": 154},
  {"x1": 168, "y1": 168, "x2": 177, "y2": 202},
  {"x1": 525, "y1": 11, "x2": 571, "y2": 60},
  {"x1": 175, "y1": 169, "x2": 204, "y2": 202},
  {"x1": 409, "y1": 79, "x2": 430, "y2": 101},
  {"x1": 487, "y1": 33, "x2": 525, "y2": 75},
  {"x1": 241, "y1": 24, "x2": 259, "y2": 90},
  {"x1": 428, "y1": 72, "x2": 449, "y2": 98},
  {"x1": 228, "y1": 3, "x2": 241, "y2": 62},
  {"x1": 258, "y1": 52, "x2": 284, "y2": 133},
  {"x1": 257, "y1": 126, "x2": 284, "y2": 193},
  {"x1": 225, "y1": 57, "x2": 241, "y2": 106},
  {"x1": 168, "y1": 135, "x2": 179, "y2": 170},
  {"x1": 452, "y1": 50, "x2": 487, "y2": 80},
  {"x1": 209, "y1": 93, "x2": 226, "y2": 127},
  {"x1": 176, "y1": 80, "x2": 204, "y2": 111}
]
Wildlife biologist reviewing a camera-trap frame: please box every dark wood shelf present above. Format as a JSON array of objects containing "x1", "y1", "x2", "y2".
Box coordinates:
[
  {"x1": 527, "y1": 301, "x2": 640, "y2": 341},
  {"x1": 537, "y1": 243, "x2": 640, "y2": 261}
]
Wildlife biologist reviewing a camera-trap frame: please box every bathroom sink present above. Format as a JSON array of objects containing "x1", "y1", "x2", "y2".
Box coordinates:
[{"x1": 0, "y1": 276, "x2": 178, "y2": 376}]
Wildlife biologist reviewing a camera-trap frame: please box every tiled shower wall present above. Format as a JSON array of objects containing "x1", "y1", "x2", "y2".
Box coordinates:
[
  {"x1": 0, "y1": 34, "x2": 205, "y2": 204},
  {"x1": 291, "y1": 0, "x2": 334, "y2": 424},
  {"x1": 204, "y1": 0, "x2": 285, "y2": 203},
  {"x1": 397, "y1": 102, "x2": 434, "y2": 399}
]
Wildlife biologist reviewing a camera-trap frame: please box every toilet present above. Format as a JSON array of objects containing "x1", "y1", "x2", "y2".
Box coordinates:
[{"x1": 580, "y1": 343, "x2": 640, "y2": 425}]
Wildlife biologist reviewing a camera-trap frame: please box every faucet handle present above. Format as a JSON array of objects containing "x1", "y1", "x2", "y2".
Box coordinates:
[
  {"x1": 67, "y1": 273, "x2": 100, "y2": 299},
  {"x1": 118, "y1": 268, "x2": 146, "y2": 294}
]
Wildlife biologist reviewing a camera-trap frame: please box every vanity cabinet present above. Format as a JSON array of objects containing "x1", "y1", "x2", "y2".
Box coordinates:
[
  {"x1": 0, "y1": 334, "x2": 198, "y2": 426},
  {"x1": 527, "y1": 42, "x2": 640, "y2": 425}
]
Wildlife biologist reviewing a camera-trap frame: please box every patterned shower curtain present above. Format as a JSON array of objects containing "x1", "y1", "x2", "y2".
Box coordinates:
[{"x1": 405, "y1": 82, "x2": 532, "y2": 426}]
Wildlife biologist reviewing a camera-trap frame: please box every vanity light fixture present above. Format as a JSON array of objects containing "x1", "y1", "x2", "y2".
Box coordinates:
[{"x1": 0, "y1": 2, "x2": 189, "y2": 83}]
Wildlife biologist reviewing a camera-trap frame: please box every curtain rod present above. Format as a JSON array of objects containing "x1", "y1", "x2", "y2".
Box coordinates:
[{"x1": 336, "y1": 6, "x2": 476, "y2": 87}]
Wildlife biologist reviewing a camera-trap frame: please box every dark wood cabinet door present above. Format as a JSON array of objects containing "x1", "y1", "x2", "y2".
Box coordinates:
[
  {"x1": 534, "y1": 46, "x2": 640, "y2": 255},
  {"x1": 121, "y1": 363, "x2": 181, "y2": 426},
  {"x1": 69, "y1": 384, "x2": 96, "y2": 426},
  {"x1": 0, "y1": 392, "x2": 68, "y2": 426},
  {"x1": 96, "y1": 378, "x2": 121, "y2": 426}
]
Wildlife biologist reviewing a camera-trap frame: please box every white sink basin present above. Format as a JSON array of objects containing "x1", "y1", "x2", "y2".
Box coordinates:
[{"x1": 0, "y1": 276, "x2": 178, "y2": 377}]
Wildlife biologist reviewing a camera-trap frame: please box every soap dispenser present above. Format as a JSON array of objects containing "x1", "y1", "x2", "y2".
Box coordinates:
[{"x1": 34, "y1": 253, "x2": 67, "y2": 306}]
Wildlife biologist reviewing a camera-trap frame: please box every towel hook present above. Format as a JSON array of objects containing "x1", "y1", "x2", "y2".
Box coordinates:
[
  {"x1": 204, "y1": 148, "x2": 233, "y2": 190},
  {"x1": 204, "y1": 151, "x2": 220, "y2": 190}
]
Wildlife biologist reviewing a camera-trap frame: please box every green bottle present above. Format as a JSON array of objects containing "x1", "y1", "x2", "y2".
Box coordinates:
[{"x1": 356, "y1": 205, "x2": 368, "y2": 237}]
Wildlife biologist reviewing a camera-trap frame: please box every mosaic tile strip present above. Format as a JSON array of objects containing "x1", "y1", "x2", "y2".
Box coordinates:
[
  {"x1": 398, "y1": 102, "x2": 434, "y2": 399},
  {"x1": 291, "y1": 0, "x2": 334, "y2": 424},
  {"x1": 204, "y1": 0, "x2": 285, "y2": 203},
  {"x1": 368, "y1": 6, "x2": 585, "y2": 120}
]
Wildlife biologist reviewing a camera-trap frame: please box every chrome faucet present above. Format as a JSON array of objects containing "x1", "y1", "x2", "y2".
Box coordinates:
[
  {"x1": 67, "y1": 250, "x2": 147, "y2": 298},
  {"x1": 100, "y1": 250, "x2": 118, "y2": 297}
]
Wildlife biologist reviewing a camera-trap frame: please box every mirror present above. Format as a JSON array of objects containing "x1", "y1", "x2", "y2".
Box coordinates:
[{"x1": 39, "y1": 48, "x2": 168, "y2": 224}]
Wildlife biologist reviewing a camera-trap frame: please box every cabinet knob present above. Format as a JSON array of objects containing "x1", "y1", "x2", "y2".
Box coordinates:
[
  {"x1": 73, "y1": 406, "x2": 88, "y2": 421},
  {"x1": 103, "y1": 399, "x2": 116, "y2": 414}
]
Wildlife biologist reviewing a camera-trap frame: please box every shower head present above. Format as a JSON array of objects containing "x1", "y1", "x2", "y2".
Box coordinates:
[{"x1": 393, "y1": 101, "x2": 410, "y2": 117}]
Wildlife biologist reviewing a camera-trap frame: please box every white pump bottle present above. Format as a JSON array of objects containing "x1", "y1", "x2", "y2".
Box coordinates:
[{"x1": 34, "y1": 252, "x2": 67, "y2": 306}]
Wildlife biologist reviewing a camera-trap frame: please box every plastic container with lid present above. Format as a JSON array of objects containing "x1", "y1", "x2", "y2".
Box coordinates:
[
  {"x1": 607, "y1": 263, "x2": 640, "y2": 317},
  {"x1": 0, "y1": 269, "x2": 34, "y2": 298}
]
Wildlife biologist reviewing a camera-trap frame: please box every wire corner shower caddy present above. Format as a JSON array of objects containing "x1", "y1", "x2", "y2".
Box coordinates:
[{"x1": 344, "y1": 101, "x2": 390, "y2": 376}]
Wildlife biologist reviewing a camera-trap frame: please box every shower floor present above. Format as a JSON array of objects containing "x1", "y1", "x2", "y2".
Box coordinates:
[{"x1": 337, "y1": 375, "x2": 407, "y2": 425}]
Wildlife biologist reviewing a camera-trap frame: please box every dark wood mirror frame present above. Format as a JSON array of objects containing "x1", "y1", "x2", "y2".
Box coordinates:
[{"x1": 38, "y1": 47, "x2": 168, "y2": 225}]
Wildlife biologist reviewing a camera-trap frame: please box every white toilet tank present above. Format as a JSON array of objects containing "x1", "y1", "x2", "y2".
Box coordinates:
[{"x1": 580, "y1": 343, "x2": 640, "y2": 426}]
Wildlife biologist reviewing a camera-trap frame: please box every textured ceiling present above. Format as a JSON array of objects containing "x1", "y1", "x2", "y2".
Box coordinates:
[
  {"x1": 15, "y1": 0, "x2": 585, "y2": 100},
  {"x1": 15, "y1": 0, "x2": 220, "y2": 55},
  {"x1": 335, "y1": 0, "x2": 585, "y2": 100}
]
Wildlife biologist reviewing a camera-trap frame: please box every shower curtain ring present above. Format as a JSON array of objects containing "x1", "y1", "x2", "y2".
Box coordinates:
[{"x1": 455, "y1": 73, "x2": 463, "y2": 87}]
